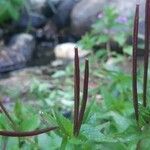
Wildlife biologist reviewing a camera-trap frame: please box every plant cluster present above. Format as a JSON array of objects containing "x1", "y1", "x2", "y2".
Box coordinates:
[
  {"x1": 0, "y1": 1, "x2": 150, "y2": 149},
  {"x1": 0, "y1": 48, "x2": 90, "y2": 149},
  {"x1": 79, "y1": 6, "x2": 133, "y2": 57},
  {"x1": 0, "y1": 0, "x2": 24, "y2": 24}
]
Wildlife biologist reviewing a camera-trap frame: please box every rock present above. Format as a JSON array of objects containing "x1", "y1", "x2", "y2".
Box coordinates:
[
  {"x1": 0, "y1": 66, "x2": 54, "y2": 101},
  {"x1": 26, "y1": 0, "x2": 61, "y2": 18},
  {"x1": 27, "y1": 0, "x2": 47, "y2": 13},
  {"x1": 52, "y1": 0, "x2": 78, "y2": 29},
  {"x1": 110, "y1": 0, "x2": 145, "y2": 18},
  {"x1": 9, "y1": 34, "x2": 35, "y2": 60},
  {"x1": 0, "y1": 33, "x2": 35, "y2": 73},
  {"x1": 44, "y1": 0, "x2": 61, "y2": 17},
  {"x1": 17, "y1": 12, "x2": 47, "y2": 29},
  {"x1": 30, "y1": 41, "x2": 55, "y2": 66},
  {"x1": 51, "y1": 59, "x2": 64, "y2": 67},
  {"x1": 71, "y1": 0, "x2": 105, "y2": 36},
  {"x1": 49, "y1": 0, "x2": 61, "y2": 5},
  {"x1": 54, "y1": 43, "x2": 90, "y2": 59},
  {"x1": 36, "y1": 21, "x2": 58, "y2": 41},
  {"x1": 71, "y1": 0, "x2": 145, "y2": 36}
]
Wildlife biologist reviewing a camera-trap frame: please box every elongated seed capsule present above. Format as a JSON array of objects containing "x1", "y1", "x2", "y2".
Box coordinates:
[
  {"x1": 78, "y1": 59, "x2": 89, "y2": 135},
  {"x1": 143, "y1": 0, "x2": 150, "y2": 107},
  {"x1": 132, "y1": 4, "x2": 139, "y2": 122},
  {"x1": 74, "y1": 47, "x2": 80, "y2": 136}
]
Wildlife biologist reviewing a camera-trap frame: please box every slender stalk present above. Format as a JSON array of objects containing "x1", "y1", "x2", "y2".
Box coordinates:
[
  {"x1": 143, "y1": 0, "x2": 150, "y2": 107},
  {"x1": 0, "y1": 127, "x2": 58, "y2": 137},
  {"x1": 74, "y1": 47, "x2": 80, "y2": 136},
  {"x1": 78, "y1": 59, "x2": 89, "y2": 135},
  {"x1": 132, "y1": 4, "x2": 139, "y2": 122}
]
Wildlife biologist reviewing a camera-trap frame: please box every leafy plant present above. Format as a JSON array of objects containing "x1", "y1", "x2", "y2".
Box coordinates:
[
  {"x1": 0, "y1": 0, "x2": 24, "y2": 24},
  {"x1": 0, "y1": 1, "x2": 150, "y2": 149},
  {"x1": 79, "y1": 6, "x2": 133, "y2": 57}
]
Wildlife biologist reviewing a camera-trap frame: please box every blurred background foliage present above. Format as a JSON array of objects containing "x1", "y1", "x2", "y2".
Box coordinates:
[
  {"x1": 0, "y1": 0, "x2": 24, "y2": 23},
  {"x1": 0, "y1": 0, "x2": 149, "y2": 149}
]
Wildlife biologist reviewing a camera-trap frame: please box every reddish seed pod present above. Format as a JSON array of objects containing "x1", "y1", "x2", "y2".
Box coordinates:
[{"x1": 132, "y1": 4, "x2": 139, "y2": 122}]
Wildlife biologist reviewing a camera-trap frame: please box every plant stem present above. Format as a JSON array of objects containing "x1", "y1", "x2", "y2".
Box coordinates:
[
  {"x1": 78, "y1": 59, "x2": 89, "y2": 134},
  {"x1": 0, "y1": 127, "x2": 58, "y2": 137},
  {"x1": 0, "y1": 100, "x2": 40, "y2": 147},
  {"x1": 60, "y1": 136, "x2": 68, "y2": 150},
  {"x1": 143, "y1": 0, "x2": 150, "y2": 107},
  {"x1": 132, "y1": 4, "x2": 139, "y2": 122},
  {"x1": 0, "y1": 101, "x2": 17, "y2": 130},
  {"x1": 74, "y1": 47, "x2": 80, "y2": 136}
]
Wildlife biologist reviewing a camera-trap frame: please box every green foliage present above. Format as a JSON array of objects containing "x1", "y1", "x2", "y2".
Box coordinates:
[
  {"x1": 0, "y1": 0, "x2": 24, "y2": 24},
  {"x1": 0, "y1": 4, "x2": 150, "y2": 146},
  {"x1": 79, "y1": 6, "x2": 132, "y2": 56},
  {"x1": 14, "y1": 101, "x2": 40, "y2": 131},
  {"x1": 1, "y1": 62, "x2": 150, "y2": 149}
]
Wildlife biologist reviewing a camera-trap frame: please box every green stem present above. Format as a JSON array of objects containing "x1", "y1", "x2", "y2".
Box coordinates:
[{"x1": 60, "y1": 137, "x2": 68, "y2": 150}]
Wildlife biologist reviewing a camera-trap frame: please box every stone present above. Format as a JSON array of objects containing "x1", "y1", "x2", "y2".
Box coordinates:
[
  {"x1": 54, "y1": 43, "x2": 90, "y2": 59},
  {"x1": 27, "y1": 0, "x2": 47, "y2": 13},
  {"x1": 52, "y1": 0, "x2": 78, "y2": 29},
  {"x1": 36, "y1": 21, "x2": 58, "y2": 41},
  {"x1": 27, "y1": 0, "x2": 61, "y2": 17},
  {"x1": 71, "y1": 0, "x2": 145, "y2": 36},
  {"x1": 17, "y1": 12, "x2": 47, "y2": 29},
  {"x1": 0, "y1": 33, "x2": 35, "y2": 73},
  {"x1": 71, "y1": 0, "x2": 105, "y2": 36},
  {"x1": 0, "y1": 66, "x2": 53, "y2": 102}
]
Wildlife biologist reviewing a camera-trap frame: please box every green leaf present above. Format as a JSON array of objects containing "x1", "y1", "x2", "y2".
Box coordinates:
[
  {"x1": 54, "y1": 112, "x2": 73, "y2": 137},
  {"x1": 20, "y1": 114, "x2": 40, "y2": 131},
  {"x1": 14, "y1": 101, "x2": 26, "y2": 120},
  {"x1": 38, "y1": 132, "x2": 61, "y2": 150},
  {"x1": 78, "y1": 33, "x2": 96, "y2": 49},
  {"x1": 114, "y1": 34, "x2": 126, "y2": 46},
  {"x1": 8, "y1": 4, "x2": 19, "y2": 20},
  {"x1": 69, "y1": 137, "x2": 83, "y2": 145},
  {"x1": 52, "y1": 70, "x2": 66, "y2": 78},
  {"x1": 81, "y1": 124, "x2": 104, "y2": 141},
  {"x1": 0, "y1": 114, "x2": 12, "y2": 130},
  {"x1": 109, "y1": 111, "x2": 131, "y2": 132},
  {"x1": 123, "y1": 46, "x2": 132, "y2": 55},
  {"x1": 11, "y1": 0, "x2": 24, "y2": 6},
  {"x1": 6, "y1": 138, "x2": 19, "y2": 150},
  {"x1": 0, "y1": 0, "x2": 23, "y2": 23},
  {"x1": 96, "y1": 35, "x2": 109, "y2": 44},
  {"x1": 83, "y1": 100, "x2": 97, "y2": 124}
]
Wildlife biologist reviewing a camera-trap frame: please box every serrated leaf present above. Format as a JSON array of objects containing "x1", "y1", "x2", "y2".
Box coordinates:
[
  {"x1": 81, "y1": 124, "x2": 104, "y2": 141},
  {"x1": 20, "y1": 114, "x2": 40, "y2": 131},
  {"x1": 110, "y1": 111, "x2": 131, "y2": 132},
  {"x1": 54, "y1": 112, "x2": 73, "y2": 137}
]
